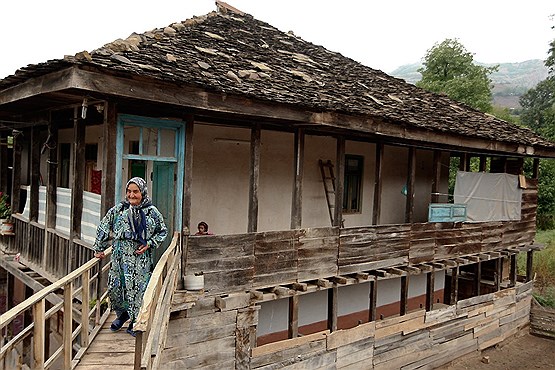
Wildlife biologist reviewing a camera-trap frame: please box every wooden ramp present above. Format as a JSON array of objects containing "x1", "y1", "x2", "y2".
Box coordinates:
[{"x1": 74, "y1": 313, "x2": 136, "y2": 370}]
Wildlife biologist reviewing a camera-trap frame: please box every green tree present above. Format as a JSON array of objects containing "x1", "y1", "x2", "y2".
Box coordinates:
[{"x1": 417, "y1": 39, "x2": 498, "y2": 112}]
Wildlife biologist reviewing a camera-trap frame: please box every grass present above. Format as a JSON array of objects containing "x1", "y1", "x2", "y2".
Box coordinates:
[{"x1": 517, "y1": 229, "x2": 555, "y2": 307}]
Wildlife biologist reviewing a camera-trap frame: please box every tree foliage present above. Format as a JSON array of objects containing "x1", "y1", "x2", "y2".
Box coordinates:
[{"x1": 417, "y1": 39, "x2": 498, "y2": 112}]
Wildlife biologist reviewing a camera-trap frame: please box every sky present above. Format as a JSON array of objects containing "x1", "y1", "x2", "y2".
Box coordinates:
[{"x1": 0, "y1": 1, "x2": 553, "y2": 80}]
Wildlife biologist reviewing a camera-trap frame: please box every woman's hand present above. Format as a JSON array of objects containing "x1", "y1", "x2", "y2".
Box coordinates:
[
  {"x1": 94, "y1": 251, "x2": 105, "y2": 259},
  {"x1": 136, "y1": 244, "x2": 149, "y2": 255}
]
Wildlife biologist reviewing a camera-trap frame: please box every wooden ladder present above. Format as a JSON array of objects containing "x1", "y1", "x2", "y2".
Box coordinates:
[{"x1": 319, "y1": 159, "x2": 343, "y2": 227}]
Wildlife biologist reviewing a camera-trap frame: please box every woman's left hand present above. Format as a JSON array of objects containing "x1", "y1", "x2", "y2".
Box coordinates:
[{"x1": 136, "y1": 244, "x2": 149, "y2": 255}]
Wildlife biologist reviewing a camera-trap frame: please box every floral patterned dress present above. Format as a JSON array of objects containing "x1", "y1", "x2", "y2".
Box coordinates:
[{"x1": 93, "y1": 203, "x2": 168, "y2": 322}]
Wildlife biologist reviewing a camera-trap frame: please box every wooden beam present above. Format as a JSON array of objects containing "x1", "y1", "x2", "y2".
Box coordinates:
[
  {"x1": 418, "y1": 264, "x2": 434, "y2": 272},
  {"x1": 372, "y1": 143, "x2": 383, "y2": 225},
  {"x1": 479, "y1": 155, "x2": 487, "y2": 172},
  {"x1": 32, "y1": 300, "x2": 45, "y2": 370},
  {"x1": 291, "y1": 282, "x2": 308, "y2": 292},
  {"x1": 29, "y1": 126, "x2": 41, "y2": 222},
  {"x1": 316, "y1": 279, "x2": 333, "y2": 288},
  {"x1": 495, "y1": 257, "x2": 503, "y2": 291},
  {"x1": 405, "y1": 147, "x2": 416, "y2": 223},
  {"x1": 532, "y1": 158, "x2": 540, "y2": 179},
  {"x1": 269, "y1": 286, "x2": 291, "y2": 296},
  {"x1": 334, "y1": 136, "x2": 345, "y2": 228},
  {"x1": 354, "y1": 272, "x2": 370, "y2": 281},
  {"x1": 474, "y1": 261, "x2": 482, "y2": 296},
  {"x1": 288, "y1": 295, "x2": 299, "y2": 339},
  {"x1": 329, "y1": 276, "x2": 348, "y2": 285},
  {"x1": 327, "y1": 286, "x2": 338, "y2": 332},
  {"x1": 290, "y1": 128, "x2": 304, "y2": 229},
  {"x1": 425, "y1": 271, "x2": 434, "y2": 311},
  {"x1": 70, "y1": 108, "x2": 86, "y2": 271},
  {"x1": 0, "y1": 131, "x2": 8, "y2": 194},
  {"x1": 248, "y1": 124, "x2": 260, "y2": 233},
  {"x1": 249, "y1": 290, "x2": 264, "y2": 301},
  {"x1": 45, "y1": 118, "x2": 58, "y2": 229},
  {"x1": 431, "y1": 150, "x2": 441, "y2": 203},
  {"x1": 63, "y1": 282, "x2": 73, "y2": 370},
  {"x1": 449, "y1": 266, "x2": 459, "y2": 305},
  {"x1": 400, "y1": 275, "x2": 409, "y2": 315}
]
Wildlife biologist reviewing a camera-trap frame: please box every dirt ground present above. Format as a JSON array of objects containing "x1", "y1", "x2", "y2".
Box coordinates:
[{"x1": 437, "y1": 332, "x2": 555, "y2": 370}]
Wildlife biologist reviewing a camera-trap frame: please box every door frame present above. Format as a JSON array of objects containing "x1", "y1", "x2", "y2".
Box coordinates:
[{"x1": 115, "y1": 114, "x2": 185, "y2": 231}]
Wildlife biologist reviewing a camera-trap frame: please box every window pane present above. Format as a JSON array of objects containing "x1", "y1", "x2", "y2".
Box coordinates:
[
  {"x1": 124, "y1": 126, "x2": 141, "y2": 154},
  {"x1": 142, "y1": 128, "x2": 158, "y2": 156},
  {"x1": 159, "y1": 129, "x2": 176, "y2": 157}
]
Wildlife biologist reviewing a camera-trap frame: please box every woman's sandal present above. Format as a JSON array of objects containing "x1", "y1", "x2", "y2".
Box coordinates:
[{"x1": 110, "y1": 311, "x2": 130, "y2": 332}]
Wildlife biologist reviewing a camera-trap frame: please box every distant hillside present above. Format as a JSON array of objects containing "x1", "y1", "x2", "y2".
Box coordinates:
[{"x1": 390, "y1": 60, "x2": 548, "y2": 109}]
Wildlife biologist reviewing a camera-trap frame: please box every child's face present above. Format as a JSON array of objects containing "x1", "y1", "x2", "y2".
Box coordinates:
[{"x1": 198, "y1": 225, "x2": 206, "y2": 233}]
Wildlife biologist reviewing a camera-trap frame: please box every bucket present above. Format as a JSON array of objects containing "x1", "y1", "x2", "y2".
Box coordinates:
[
  {"x1": 0, "y1": 220, "x2": 14, "y2": 235},
  {"x1": 184, "y1": 274, "x2": 204, "y2": 290}
]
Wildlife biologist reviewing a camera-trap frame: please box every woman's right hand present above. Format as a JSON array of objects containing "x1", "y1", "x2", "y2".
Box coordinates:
[{"x1": 94, "y1": 251, "x2": 105, "y2": 259}]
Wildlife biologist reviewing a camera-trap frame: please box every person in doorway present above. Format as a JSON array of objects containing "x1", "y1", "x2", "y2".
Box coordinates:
[
  {"x1": 195, "y1": 221, "x2": 213, "y2": 235},
  {"x1": 93, "y1": 177, "x2": 167, "y2": 336}
]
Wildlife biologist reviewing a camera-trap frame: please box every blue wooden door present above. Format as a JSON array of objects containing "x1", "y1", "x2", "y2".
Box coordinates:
[{"x1": 152, "y1": 161, "x2": 175, "y2": 262}]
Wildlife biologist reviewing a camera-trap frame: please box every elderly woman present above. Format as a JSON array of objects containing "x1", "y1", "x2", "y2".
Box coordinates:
[{"x1": 94, "y1": 177, "x2": 167, "y2": 336}]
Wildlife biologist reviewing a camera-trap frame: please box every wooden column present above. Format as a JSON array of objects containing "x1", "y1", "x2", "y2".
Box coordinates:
[
  {"x1": 526, "y1": 250, "x2": 534, "y2": 282},
  {"x1": 495, "y1": 257, "x2": 503, "y2": 291},
  {"x1": 11, "y1": 130, "x2": 22, "y2": 214},
  {"x1": 45, "y1": 118, "x2": 58, "y2": 229},
  {"x1": 290, "y1": 128, "x2": 304, "y2": 229},
  {"x1": 101, "y1": 102, "x2": 117, "y2": 215},
  {"x1": 425, "y1": 271, "x2": 434, "y2": 311},
  {"x1": 400, "y1": 275, "x2": 409, "y2": 316},
  {"x1": 405, "y1": 147, "x2": 416, "y2": 223},
  {"x1": 510, "y1": 254, "x2": 517, "y2": 287},
  {"x1": 333, "y1": 137, "x2": 345, "y2": 228},
  {"x1": 368, "y1": 279, "x2": 377, "y2": 322},
  {"x1": 327, "y1": 286, "x2": 338, "y2": 332},
  {"x1": 0, "y1": 131, "x2": 7, "y2": 194},
  {"x1": 183, "y1": 115, "x2": 194, "y2": 234},
  {"x1": 29, "y1": 127, "x2": 41, "y2": 222},
  {"x1": 33, "y1": 300, "x2": 45, "y2": 370},
  {"x1": 449, "y1": 267, "x2": 459, "y2": 305},
  {"x1": 431, "y1": 150, "x2": 441, "y2": 203},
  {"x1": 7, "y1": 273, "x2": 15, "y2": 338},
  {"x1": 532, "y1": 158, "x2": 540, "y2": 179},
  {"x1": 288, "y1": 295, "x2": 299, "y2": 339},
  {"x1": 70, "y1": 109, "x2": 86, "y2": 272},
  {"x1": 372, "y1": 143, "x2": 383, "y2": 225},
  {"x1": 474, "y1": 261, "x2": 482, "y2": 296},
  {"x1": 248, "y1": 125, "x2": 261, "y2": 233},
  {"x1": 479, "y1": 155, "x2": 487, "y2": 172},
  {"x1": 22, "y1": 285, "x2": 33, "y2": 364}
]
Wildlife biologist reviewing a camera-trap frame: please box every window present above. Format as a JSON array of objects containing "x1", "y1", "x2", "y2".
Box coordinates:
[{"x1": 343, "y1": 155, "x2": 363, "y2": 213}]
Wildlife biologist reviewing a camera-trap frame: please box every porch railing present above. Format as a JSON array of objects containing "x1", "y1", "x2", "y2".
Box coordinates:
[
  {"x1": 0, "y1": 248, "x2": 112, "y2": 370},
  {"x1": 133, "y1": 232, "x2": 181, "y2": 370}
]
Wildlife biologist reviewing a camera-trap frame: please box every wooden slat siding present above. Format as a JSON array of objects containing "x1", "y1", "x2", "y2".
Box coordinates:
[
  {"x1": 185, "y1": 234, "x2": 255, "y2": 295},
  {"x1": 236, "y1": 307, "x2": 258, "y2": 370},
  {"x1": 254, "y1": 230, "x2": 299, "y2": 288},
  {"x1": 435, "y1": 224, "x2": 484, "y2": 259},
  {"x1": 481, "y1": 222, "x2": 503, "y2": 251},
  {"x1": 530, "y1": 305, "x2": 555, "y2": 339},
  {"x1": 410, "y1": 223, "x2": 436, "y2": 264},
  {"x1": 297, "y1": 227, "x2": 338, "y2": 281},
  {"x1": 250, "y1": 338, "x2": 328, "y2": 369},
  {"x1": 335, "y1": 336, "x2": 374, "y2": 369}
]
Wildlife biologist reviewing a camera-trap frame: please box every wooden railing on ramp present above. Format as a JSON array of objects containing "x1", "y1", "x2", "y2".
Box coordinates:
[{"x1": 0, "y1": 248, "x2": 112, "y2": 369}]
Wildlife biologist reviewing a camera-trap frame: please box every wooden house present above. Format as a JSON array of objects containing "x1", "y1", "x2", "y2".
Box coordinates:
[{"x1": 1, "y1": 2, "x2": 553, "y2": 369}]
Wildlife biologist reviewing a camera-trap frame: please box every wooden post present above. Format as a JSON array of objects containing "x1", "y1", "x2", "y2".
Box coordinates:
[
  {"x1": 474, "y1": 261, "x2": 482, "y2": 296},
  {"x1": 405, "y1": 147, "x2": 416, "y2": 223},
  {"x1": 526, "y1": 250, "x2": 534, "y2": 282},
  {"x1": 400, "y1": 275, "x2": 409, "y2": 315},
  {"x1": 22, "y1": 286, "x2": 33, "y2": 365},
  {"x1": 479, "y1": 155, "x2": 487, "y2": 172},
  {"x1": 46, "y1": 118, "x2": 58, "y2": 229},
  {"x1": 33, "y1": 300, "x2": 45, "y2": 370},
  {"x1": 11, "y1": 130, "x2": 22, "y2": 214},
  {"x1": 81, "y1": 269, "x2": 90, "y2": 348},
  {"x1": 6, "y1": 273, "x2": 14, "y2": 339},
  {"x1": 449, "y1": 266, "x2": 459, "y2": 305},
  {"x1": 183, "y1": 115, "x2": 194, "y2": 234},
  {"x1": 63, "y1": 282, "x2": 73, "y2": 370},
  {"x1": 495, "y1": 257, "x2": 503, "y2": 291},
  {"x1": 532, "y1": 158, "x2": 540, "y2": 179},
  {"x1": 510, "y1": 254, "x2": 517, "y2": 287},
  {"x1": 425, "y1": 271, "x2": 434, "y2": 311},
  {"x1": 368, "y1": 279, "x2": 377, "y2": 322},
  {"x1": 372, "y1": 143, "x2": 383, "y2": 225},
  {"x1": 70, "y1": 108, "x2": 86, "y2": 272},
  {"x1": 327, "y1": 286, "x2": 338, "y2": 332},
  {"x1": 134, "y1": 332, "x2": 143, "y2": 370},
  {"x1": 101, "y1": 102, "x2": 117, "y2": 215},
  {"x1": 0, "y1": 131, "x2": 8, "y2": 194},
  {"x1": 290, "y1": 128, "x2": 304, "y2": 229},
  {"x1": 30, "y1": 126, "x2": 41, "y2": 222},
  {"x1": 431, "y1": 150, "x2": 441, "y2": 203},
  {"x1": 288, "y1": 295, "x2": 299, "y2": 338},
  {"x1": 248, "y1": 125, "x2": 260, "y2": 233},
  {"x1": 334, "y1": 137, "x2": 345, "y2": 228}
]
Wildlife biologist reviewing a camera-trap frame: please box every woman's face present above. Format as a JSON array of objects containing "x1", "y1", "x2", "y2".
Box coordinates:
[{"x1": 126, "y1": 183, "x2": 143, "y2": 206}]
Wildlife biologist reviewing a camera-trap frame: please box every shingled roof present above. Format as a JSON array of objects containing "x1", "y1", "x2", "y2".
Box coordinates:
[{"x1": 1, "y1": 7, "x2": 554, "y2": 152}]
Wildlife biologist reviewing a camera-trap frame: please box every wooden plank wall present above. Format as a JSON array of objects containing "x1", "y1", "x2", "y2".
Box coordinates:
[
  {"x1": 530, "y1": 302, "x2": 555, "y2": 339},
  {"x1": 164, "y1": 281, "x2": 534, "y2": 369}
]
